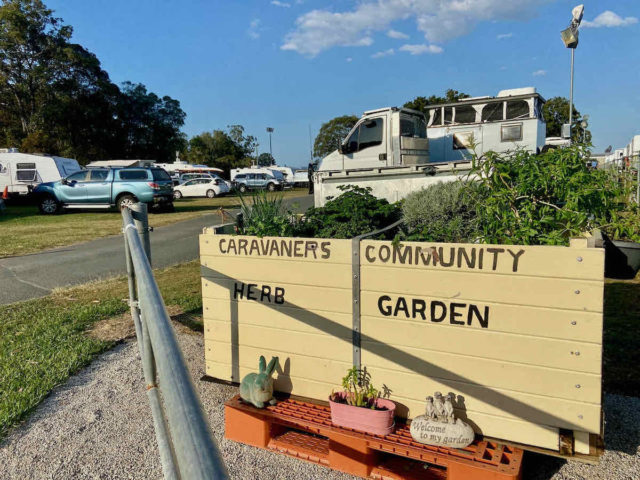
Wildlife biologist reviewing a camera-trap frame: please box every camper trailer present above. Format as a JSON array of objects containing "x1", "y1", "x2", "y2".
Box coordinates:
[{"x1": 0, "y1": 150, "x2": 81, "y2": 197}]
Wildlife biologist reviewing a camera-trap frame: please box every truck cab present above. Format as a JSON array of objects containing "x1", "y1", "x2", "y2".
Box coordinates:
[{"x1": 318, "y1": 107, "x2": 429, "y2": 172}]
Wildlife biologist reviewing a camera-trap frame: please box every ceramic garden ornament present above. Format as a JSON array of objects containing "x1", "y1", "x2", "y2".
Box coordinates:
[
  {"x1": 410, "y1": 392, "x2": 475, "y2": 448},
  {"x1": 240, "y1": 355, "x2": 279, "y2": 408}
]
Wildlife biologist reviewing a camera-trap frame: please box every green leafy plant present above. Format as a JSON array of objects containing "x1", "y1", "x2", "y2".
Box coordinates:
[
  {"x1": 330, "y1": 366, "x2": 390, "y2": 410},
  {"x1": 296, "y1": 185, "x2": 401, "y2": 239},
  {"x1": 401, "y1": 180, "x2": 483, "y2": 243},
  {"x1": 467, "y1": 145, "x2": 638, "y2": 245},
  {"x1": 237, "y1": 191, "x2": 294, "y2": 237}
]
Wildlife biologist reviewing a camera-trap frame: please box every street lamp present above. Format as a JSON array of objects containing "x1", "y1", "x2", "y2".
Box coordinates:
[
  {"x1": 560, "y1": 4, "x2": 584, "y2": 143},
  {"x1": 266, "y1": 127, "x2": 274, "y2": 164}
]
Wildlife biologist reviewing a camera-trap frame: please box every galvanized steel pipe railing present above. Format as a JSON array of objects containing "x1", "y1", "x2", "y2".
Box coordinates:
[{"x1": 122, "y1": 203, "x2": 228, "y2": 480}]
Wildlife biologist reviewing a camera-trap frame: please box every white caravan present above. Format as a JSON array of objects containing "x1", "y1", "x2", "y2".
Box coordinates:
[{"x1": 0, "y1": 150, "x2": 81, "y2": 196}]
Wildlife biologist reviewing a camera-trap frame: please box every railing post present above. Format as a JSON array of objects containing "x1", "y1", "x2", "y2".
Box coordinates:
[{"x1": 130, "y1": 202, "x2": 151, "y2": 263}]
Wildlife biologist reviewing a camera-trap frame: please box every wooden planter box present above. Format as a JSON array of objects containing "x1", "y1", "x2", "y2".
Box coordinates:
[{"x1": 200, "y1": 228, "x2": 604, "y2": 459}]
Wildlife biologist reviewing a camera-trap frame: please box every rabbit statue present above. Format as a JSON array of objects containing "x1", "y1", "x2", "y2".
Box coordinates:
[{"x1": 240, "y1": 355, "x2": 279, "y2": 408}]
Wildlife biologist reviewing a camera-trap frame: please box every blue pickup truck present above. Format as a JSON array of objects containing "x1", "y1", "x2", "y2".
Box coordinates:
[{"x1": 33, "y1": 167, "x2": 174, "y2": 214}]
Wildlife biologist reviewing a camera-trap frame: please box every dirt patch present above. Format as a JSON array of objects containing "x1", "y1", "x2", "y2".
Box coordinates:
[{"x1": 88, "y1": 305, "x2": 201, "y2": 342}]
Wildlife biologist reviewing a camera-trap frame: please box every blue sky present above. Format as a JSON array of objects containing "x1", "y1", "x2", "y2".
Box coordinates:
[{"x1": 48, "y1": 0, "x2": 639, "y2": 167}]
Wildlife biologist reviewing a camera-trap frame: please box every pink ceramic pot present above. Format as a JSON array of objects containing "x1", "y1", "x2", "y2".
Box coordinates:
[{"x1": 329, "y1": 392, "x2": 396, "y2": 436}]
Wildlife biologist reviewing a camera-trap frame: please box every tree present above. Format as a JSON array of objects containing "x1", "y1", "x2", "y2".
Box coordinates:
[
  {"x1": 257, "y1": 152, "x2": 274, "y2": 166},
  {"x1": 542, "y1": 96, "x2": 591, "y2": 143},
  {"x1": 227, "y1": 124, "x2": 257, "y2": 158},
  {"x1": 403, "y1": 89, "x2": 470, "y2": 117},
  {"x1": 313, "y1": 115, "x2": 358, "y2": 158},
  {"x1": 185, "y1": 125, "x2": 256, "y2": 176}
]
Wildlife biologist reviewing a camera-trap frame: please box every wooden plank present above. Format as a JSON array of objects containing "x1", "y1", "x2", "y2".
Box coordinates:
[
  {"x1": 201, "y1": 254, "x2": 352, "y2": 289},
  {"x1": 361, "y1": 292, "x2": 602, "y2": 343},
  {"x1": 203, "y1": 300, "x2": 353, "y2": 335},
  {"x1": 201, "y1": 278, "x2": 353, "y2": 314},
  {"x1": 199, "y1": 234, "x2": 353, "y2": 264},
  {"x1": 360, "y1": 240, "x2": 604, "y2": 280},
  {"x1": 360, "y1": 316, "x2": 601, "y2": 374},
  {"x1": 206, "y1": 360, "x2": 560, "y2": 450},
  {"x1": 574, "y1": 431, "x2": 591, "y2": 454},
  {"x1": 361, "y1": 266, "x2": 603, "y2": 311},
  {"x1": 361, "y1": 343, "x2": 600, "y2": 403}
]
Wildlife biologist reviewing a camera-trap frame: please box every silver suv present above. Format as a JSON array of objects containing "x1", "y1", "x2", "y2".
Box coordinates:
[{"x1": 232, "y1": 173, "x2": 282, "y2": 193}]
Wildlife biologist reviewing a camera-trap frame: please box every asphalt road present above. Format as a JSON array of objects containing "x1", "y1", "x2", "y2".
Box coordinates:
[{"x1": 0, "y1": 194, "x2": 313, "y2": 305}]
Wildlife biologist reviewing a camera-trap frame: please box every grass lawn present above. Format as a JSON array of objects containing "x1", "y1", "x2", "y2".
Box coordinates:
[
  {"x1": 0, "y1": 261, "x2": 202, "y2": 440},
  {"x1": 0, "y1": 189, "x2": 308, "y2": 258}
]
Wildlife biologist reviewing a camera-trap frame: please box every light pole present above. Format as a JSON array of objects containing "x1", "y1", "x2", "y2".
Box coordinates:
[
  {"x1": 561, "y1": 5, "x2": 584, "y2": 143},
  {"x1": 266, "y1": 127, "x2": 274, "y2": 164}
]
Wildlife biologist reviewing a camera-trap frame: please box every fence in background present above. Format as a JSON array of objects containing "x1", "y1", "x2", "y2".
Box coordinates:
[{"x1": 122, "y1": 203, "x2": 228, "y2": 480}]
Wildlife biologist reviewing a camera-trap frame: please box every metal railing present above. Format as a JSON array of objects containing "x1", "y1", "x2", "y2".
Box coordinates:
[{"x1": 122, "y1": 203, "x2": 228, "y2": 480}]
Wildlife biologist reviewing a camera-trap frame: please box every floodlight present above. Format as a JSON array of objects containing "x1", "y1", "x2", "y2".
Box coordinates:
[
  {"x1": 561, "y1": 25, "x2": 579, "y2": 48},
  {"x1": 572, "y1": 5, "x2": 584, "y2": 25}
]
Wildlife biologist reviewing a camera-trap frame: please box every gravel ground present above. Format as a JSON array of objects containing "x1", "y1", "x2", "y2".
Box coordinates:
[{"x1": 0, "y1": 328, "x2": 638, "y2": 480}]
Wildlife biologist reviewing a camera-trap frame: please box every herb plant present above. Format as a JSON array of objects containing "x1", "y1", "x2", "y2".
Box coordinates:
[
  {"x1": 238, "y1": 191, "x2": 294, "y2": 237},
  {"x1": 330, "y1": 366, "x2": 390, "y2": 410}
]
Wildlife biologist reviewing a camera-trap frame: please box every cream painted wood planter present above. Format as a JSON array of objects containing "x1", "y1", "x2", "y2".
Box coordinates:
[{"x1": 200, "y1": 228, "x2": 604, "y2": 458}]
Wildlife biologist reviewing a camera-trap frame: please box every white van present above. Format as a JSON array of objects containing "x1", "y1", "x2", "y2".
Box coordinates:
[{"x1": 0, "y1": 150, "x2": 81, "y2": 197}]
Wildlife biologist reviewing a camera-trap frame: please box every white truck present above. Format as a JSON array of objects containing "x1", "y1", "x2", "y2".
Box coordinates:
[
  {"x1": 314, "y1": 88, "x2": 548, "y2": 207},
  {"x1": 0, "y1": 149, "x2": 81, "y2": 197}
]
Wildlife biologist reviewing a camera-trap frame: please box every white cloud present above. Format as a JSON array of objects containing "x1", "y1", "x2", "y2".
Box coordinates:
[
  {"x1": 281, "y1": 0, "x2": 550, "y2": 56},
  {"x1": 399, "y1": 43, "x2": 443, "y2": 55},
  {"x1": 271, "y1": 0, "x2": 291, "y2": 7},
  {"x1": 345, "y1": 57, "x2": 353, "y2": 62},
  {"x1": 387, "y1": 29, "x2": 408, "y2": 39},
  {"x1": 532, "y1": 69, "x2": 546, "y2": 76},
  {"x1": 582, "y1": 11, "x2": 638, "y2": 28},
  {"x1": 371, "y1": 48, "x2": 395, "y2": 58},
  {"x1": 248, "y1": 19, "x2": 261, "y2": 39},
  {"x1": 497, "y1": 33, "x2": 513, "y2": 39}
]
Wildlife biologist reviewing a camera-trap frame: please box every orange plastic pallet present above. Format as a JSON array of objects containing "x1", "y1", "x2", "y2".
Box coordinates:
[{"x1": 225, "y1": 395, "x2": 523, "y2": 480}]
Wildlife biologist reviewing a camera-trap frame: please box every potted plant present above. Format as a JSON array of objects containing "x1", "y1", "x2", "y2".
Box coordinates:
[{"x1": 329, "y1": 366, "x2": 395, "y2": 436}]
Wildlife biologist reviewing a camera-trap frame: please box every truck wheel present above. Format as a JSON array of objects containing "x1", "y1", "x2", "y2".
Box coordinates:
[
  {"x1": 267, "y1": 183, "x2": 276, "y2": 192},
  {"x1": 39, "y1": 196, "x2": 60, "y2": 215},
  {"x1": 206, "y1": 189, "x2": 216, "y2": 198},
  {"x1": 117, "y1": 194, "x2": 137, "y2": 210},
  {"x1": 173, "y1": 190, "x2": 182, "y2": 199},
  {"x1": 239, "y1": 184, "x2": 247, "y2": 193}
]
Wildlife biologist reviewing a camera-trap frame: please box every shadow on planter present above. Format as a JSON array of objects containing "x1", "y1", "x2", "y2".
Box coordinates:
[{"x1": 604, "y1": 235, "x2": 640, "y2": 279}]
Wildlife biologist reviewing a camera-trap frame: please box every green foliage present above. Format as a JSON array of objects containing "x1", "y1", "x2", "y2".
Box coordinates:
[
  {"x1": 297, "y1": 185, "x2": 401, "y2": 239},
  {"x1": 313, "y1": 114, "x2": 358, "y2": 158},
  {"x1": 257, "y1": 152, "x2": 275, "y2": 166},
  {"x1": 185, "y1": 126, "x2": 256, "y2": 176},
  {"x1": 0, "y1": 0, "x2": 186, "y2": 163},
  {"x1": 469, "y1": 145, "x2": 636, "y2": 245},
  {"x1": 401, "y1": 181, "x2": 483, "y2": 243},
  {"x1": 403, "y1": 89, "x2": 470, "y2": 116},
  {"x1": 542, "y1": 96, "x2": 591, "y2": 143},
  {"x1": 238, "y1": 191, "x2": 293, "y2": 237}
]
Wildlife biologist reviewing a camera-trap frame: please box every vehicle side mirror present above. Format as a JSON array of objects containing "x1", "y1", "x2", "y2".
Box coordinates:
[{"x1": 61, "y1": 178, "x2": 68, "y2": 185}]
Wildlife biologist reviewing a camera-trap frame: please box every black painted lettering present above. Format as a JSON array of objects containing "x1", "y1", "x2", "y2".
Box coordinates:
[
  {"x1": 478, "y1": 248, "x2": 484, "y2": 269},
  {"x1": 219, "y1": 239, "x2": 227, "y2": 254},
  {"x1": 431, "y1": 301, "x2": 447, "y2": 322},
  {"x1": 379, "y1": 245, "x2": 391, "y2": 263},
  {"x1": 246, "y1": 283, "x2": 258, "y2": 300},
  {"x1": 412, "y1": 299, "x2": 426, "y2": 320},
  {"x1": 320, "y1": 242, "x2": 331, "y2": 259},
  {"x1": 249, "y1": 239, "x2": 259, "y2": 255},
  {"x1": 508, "y1": 249, "x2": 525, "y2": 272},
  {"x1": 365, "y1": 245, "x2": 376, "y2": 263},
  {"x1": 486, "y1": 247, "x2": 505, "y2": 270},
  {"x1": 238, "y1": 239, "x2": 248, "y2": 256},
  {"x1": 394, "y1": 297, "x2": 409, "y2": 317},
  {"x1": 457, "y1": 248, "x2": 476, "y2": 269},
  {"x1": 260, "y1": 239, "x2": 270, "y2": 255},
  {"x1": 233, "y1": 282, "x2": 244, "y2": 300},
  {"x1": 415, "y1": 246, "x2": 433, "y2": 266},
  {"x1": 274, "y1": 287, "x2": 285, "y2": 304},
  {"x1": 269, "y1": 240, "x2": 280, "y2": 256},
  {"x1": 227, "y1": 239, "x2": 237, "y2": 255},
  {"x1": 260, "y1": 285, "x2": 272, "y2": 302},
  {"x1": 294, "y1": 240, "x2": 304, "y2": 257},
  {"x1": 468, "y1": 304, "x2": 489, "y2": 328},
  {"x1": 378, "y1": 295, "x2": 392, "y2": 316},
  {"x1": 393, "y1": 246, "x2": 412, "y2": 264},
  {"x1": 281, "y1": 240, "x2": 292, "y2": 257},
  {"x1": 438, "y1": 247, "x2": 455, "y2": 267},
  {"x1": 305, "y1": 241, "x2": 318, "y2": 259},
  {"x1": 450, "y1": 303, "x2": 466, "y2": 325}
]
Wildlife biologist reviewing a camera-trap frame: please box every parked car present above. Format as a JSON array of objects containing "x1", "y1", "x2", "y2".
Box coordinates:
[
  {"x1": 232, "y1": 173, "x2": 282, "y2": 193},
  {"x1": 33, "y1": 167, "x2": 174, "y2": 214},
  {"x1": 176, "y1": 172, "x2": 230, "y2": 188},
  {"x1": 173, "y1": 177, "x2": 230, "y2": 199}
]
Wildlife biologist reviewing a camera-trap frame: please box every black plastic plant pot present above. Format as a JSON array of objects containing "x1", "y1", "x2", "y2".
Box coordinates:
[{"x1": 604, "y1": 239, "x2": 640, "y2": 279}]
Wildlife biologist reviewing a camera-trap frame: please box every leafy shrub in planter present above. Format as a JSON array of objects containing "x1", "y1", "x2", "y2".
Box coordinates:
[
  {"x1": 238, "y1": 191, "x2": 294, "y2": 237},
  {"x1": 296, "y1": 185, "x2": 401, "y2": 239},
  {"x1": 401, "y1": 181, "x2": 483, "y2": 243},
  {"x1": 469, "y1": 145, "x2": 638, "y2": 246}
]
